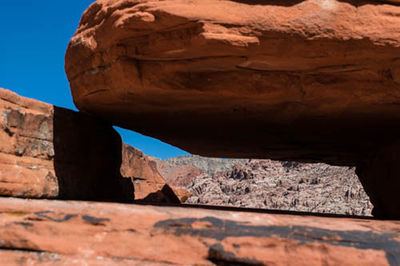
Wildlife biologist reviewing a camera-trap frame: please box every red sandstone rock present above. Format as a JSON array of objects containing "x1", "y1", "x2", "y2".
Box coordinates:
[
  {"x1": 0, "y1": 197, "x2": 398, "y2": 265},
  {"x1": 121, "y1": 144, "x2": 190, "y2": 203},
  {"x1": 0, "y1": 88, "x2": 133, "y2": 202},
  {"x1": 66, "y1": 0, "x2": 400, "y2": 166},
  {"x1": 157, "y1": 160, "x2": 204, "y2": 187},
  {"x1": 168, "y1": 185, "x2": 191, "y2": 202},
  {"x1": 121, "y1": 144, "x2": 165, "y2": 199},
  {"x1": 0, "y1": 88, "x2": 186, "y2": 204}
]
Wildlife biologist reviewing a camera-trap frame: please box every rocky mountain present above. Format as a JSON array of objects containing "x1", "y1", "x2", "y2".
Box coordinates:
[
  {"x1": 157, "y1": 157, "x2": 373, "y2": 216},
  {"x1": 156, "y1": 155, "x2": 247, "y2": 176}
]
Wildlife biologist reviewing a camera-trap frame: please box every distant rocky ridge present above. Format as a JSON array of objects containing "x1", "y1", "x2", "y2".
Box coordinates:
[
  {"x1": 156, "y1": 156, "x2": 247, "y2": 177},
  {"x1": 157, "y1": 156, "x2": 373, "y2": 216}
]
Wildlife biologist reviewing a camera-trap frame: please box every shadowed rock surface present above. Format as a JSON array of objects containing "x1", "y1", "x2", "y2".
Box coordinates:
[
  {"x1": 0, "y1": 88, "x2": 132, "y2": 202},
  {"x1": 157, "y1": 156, "x2": 372, "y2": 216},
  {"x1": 0, "y1": 88, "x2": 186, "y2": 203}
]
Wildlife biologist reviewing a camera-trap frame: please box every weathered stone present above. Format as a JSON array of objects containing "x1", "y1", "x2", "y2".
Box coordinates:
[
  {"x1": 0, "y1": 88, "x2": 187, "y2": 204},
  {"x1": 66, "y1": 0, "x2": 400, "y2": 166},
  {"x1": 121, "y1": 144, "x2": 190, "y2": 203},
  {"x1": 121, "y1": 144, "x2": 165, "y2": 199},
  {"x1": 0, "y1": 197, "x2": 398, "y2": 265},
  {"x1": 0, "y1": 250, "x2": 170, "y2": 266},
  {"x1": 0, "y1": 88, "x2": 133, "y2": 201},
  {"x1": 160, "y1": 156, "x2": 373, "y2": 216}
]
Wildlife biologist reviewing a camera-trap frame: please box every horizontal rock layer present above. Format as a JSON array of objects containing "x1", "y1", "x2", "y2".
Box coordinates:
[
  {"x1": 0, "y1": 197, "x2": 398, "y2": 265},
  {"x1": 66, "y1": 0, "x2": 400, "y2": 165},
  {"x1": 0, "y1": 88, "x2": 132, "y2": 201},
  {"x1": 0, "y1": 88, "x2": 186, "y2": 203}
]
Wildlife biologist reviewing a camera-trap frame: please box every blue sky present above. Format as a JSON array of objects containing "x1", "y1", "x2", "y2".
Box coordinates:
[{"x1": 0, "y1": 0, "x2": 189, "y2": 159}]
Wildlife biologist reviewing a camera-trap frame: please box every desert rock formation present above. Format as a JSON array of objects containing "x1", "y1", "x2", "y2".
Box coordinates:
[
  {"x1": 121, "y1": 143, "x2": 189, "y2": 203},
  {"x1": 0, "y1": 88, "x2": 185, "y2": 203},
  {"x1": 66, "y1": 0, "x2": 400, "y2": 165},
  {"x1": 0, "y1": 88, "x2": 132, "y2": 202},
  {"x1": 1, "y1": 197, "x2": 399, "y2": 265},
  {"x1": 65, "y1": 0, "x2": 400, "y2": 218},
  {"x1": 158, "y1": 156, "x2": 373, "y2": 216}
]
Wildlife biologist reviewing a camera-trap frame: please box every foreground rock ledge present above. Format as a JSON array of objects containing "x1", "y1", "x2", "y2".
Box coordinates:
[
  {"x1": 67, "y1": 0, "x2": 400, "y2": 166},
  {"x1": 0, "y1": 197, "x2": 398, "y2": 265}
]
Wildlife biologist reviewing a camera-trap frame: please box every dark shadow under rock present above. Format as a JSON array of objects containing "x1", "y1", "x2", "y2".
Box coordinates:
[{"x1": 53, "y1": 107, "x2": 134, "y2": 202}]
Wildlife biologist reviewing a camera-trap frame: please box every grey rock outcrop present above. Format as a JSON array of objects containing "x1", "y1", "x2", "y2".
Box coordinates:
[{"x1": 158, "y1": 157, "x2": 372, "y2": 216}]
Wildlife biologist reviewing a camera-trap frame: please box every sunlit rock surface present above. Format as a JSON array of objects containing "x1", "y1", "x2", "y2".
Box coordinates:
[{"x1": 66, "y1": 0, "x2": 400, "y2": 166}]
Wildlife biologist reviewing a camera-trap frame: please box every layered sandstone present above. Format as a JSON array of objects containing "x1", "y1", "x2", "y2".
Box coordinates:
[
  {"x1": 1, "y1": 197, "x2": 399, "y2": 265},
  {"x1": 0, "y1": 88, "x2": 132, "y2": 202},
  {"x1": 0, "y1": 88, "x2": 186, "y2": 203},
  {"x1": 66, "y1": 0, "x2": 400, "y2": 166}
]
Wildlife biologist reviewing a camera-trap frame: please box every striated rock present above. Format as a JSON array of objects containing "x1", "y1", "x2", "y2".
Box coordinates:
[
  {"x1": 0, "y1": 88, "x2": 186, "y2": 204},
  {"x1": 122, "y1": 144, "x2": 189, "y2": 203},
  {"x1": 121, "y1": 144, "x2": 165, "y2": 200},
  {"x1": 0, "y1": 88, "x2": 132, "y2": 202},
  {"x1": 157, "y1": 155, "x2": 247, "y2": 177},
  {"x1": 160, "y1": 156, "x2": 373, "y2": 216},
  {"x1": 66, "y1": 0, "x2": 400, "y2": 166},
  {"x1": 0, "y1": 197, "x2": 399, "y2": 265},
  {"x1": 189, "y1": 160, "x2": 372, "y2": 216}
]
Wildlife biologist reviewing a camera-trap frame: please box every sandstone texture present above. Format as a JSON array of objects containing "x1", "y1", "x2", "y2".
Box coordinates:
[
  {"x1": 0, "y1": 88, "x2": 132, "y2": 202},
  {"x1": 66, "y1": 0, "x2": 400, "y2": 166},
  {"x1": 0, "y1": 197, "x2": 399, "y2": 265},
  {"x1": 0, "y1": 88, "x2": 186, "y2": 204},
  {"x1": 158, "y1": 156, "x2": 373, "y2": 216},
  {"x1": 122, "y1": 144, "x2": 189, "y2": 203}
]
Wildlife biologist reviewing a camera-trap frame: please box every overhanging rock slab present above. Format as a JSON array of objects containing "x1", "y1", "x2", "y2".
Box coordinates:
[{"x1": 66, "y1": 0, "x2": 400, "y2": 165}]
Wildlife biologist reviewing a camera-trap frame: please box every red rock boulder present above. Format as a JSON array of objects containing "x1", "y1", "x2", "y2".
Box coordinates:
[{"x1": 66, "y1": 0, "x2": 400, "y2": 166}]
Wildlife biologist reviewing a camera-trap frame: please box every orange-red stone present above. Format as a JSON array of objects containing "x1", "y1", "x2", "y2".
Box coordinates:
[
  {"x1": 66, "y1": 0, "x2": 400, "y2": 166},
  {"x1": 0, "y1": 88, "x2": 186, "y2": 203},
  {"x1": 0, "y1": 197, "x2": 398, "y2": 265}
]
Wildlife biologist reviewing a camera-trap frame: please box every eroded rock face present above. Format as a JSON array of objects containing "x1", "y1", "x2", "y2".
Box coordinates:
[
  {"x1": 122, "y1": 144, "x2": 189, "y2": 203},
  {"x1": 0, "y1": 88, "x2": 132, "y2": 202},
  {"x1": 158, "y1": 156, "x2": 372, "y2": 216},
  {"x1": 66, "y1": 0, "x2": 400, "y2": 166},
  {"x1": 121, "y1": 144, "x2": 165, "y2": 199},
  {"x1": 0, "y1": 88, "x2": 187, "y2": 203},
  {"x1": 1, "y1": 197, "x2": 399, "y2": 265}
]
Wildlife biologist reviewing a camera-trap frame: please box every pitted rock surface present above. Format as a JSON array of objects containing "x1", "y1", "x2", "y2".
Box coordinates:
[{"x1": 0, "y1": 197, "x2": 399, "y2": 265}]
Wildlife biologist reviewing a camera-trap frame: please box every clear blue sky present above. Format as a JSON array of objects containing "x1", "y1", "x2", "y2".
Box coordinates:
[{"x1": 0, "y1": 0, "x2": 190, "y2": 159}]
